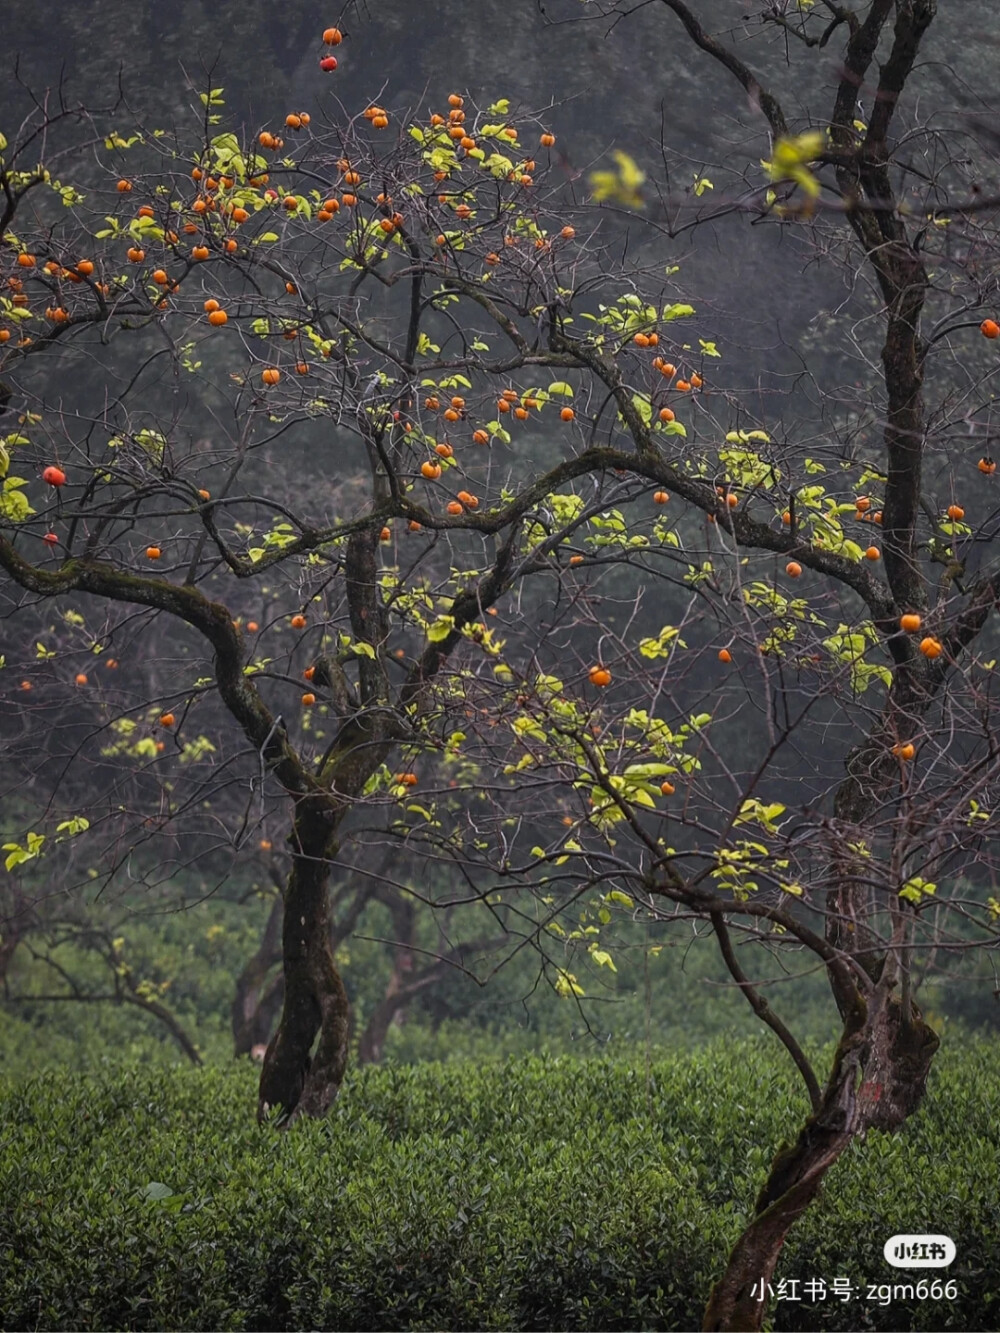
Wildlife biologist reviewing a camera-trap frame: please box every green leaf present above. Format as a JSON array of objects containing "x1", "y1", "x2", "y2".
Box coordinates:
[
  {"x1": 764, "y1": 132, "x2": 826, "y2": 198},
  {"x1": 554, "y1": 969, "x2": 585, "y2": 997},
  {"x1": 631, "y1": 393, "x2": 652, "y2": 426},
  {"x1": 900, "y1": 876, "x2": 937, "y2": 904},
  {"x1": 139, "y1": 1181, "x2": 175, "y2": 1202},
  {"x1": 588, "y1": 151, "x2": 646, "y2": 209},
  {"x1": 427, "y1": 615, "x2": 456, "y2": 643},
  {"x1": 55, "y1": 816, "x2": 90, "y2": 837},
  {"x1": 0, "y1": 477, "x2": 34, "y2": 522},
  {"x1": 629, "y1": 788, "x2": 657, "y2": 808}
]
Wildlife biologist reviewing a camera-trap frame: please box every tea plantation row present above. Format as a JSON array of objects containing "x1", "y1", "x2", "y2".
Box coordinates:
[{"x1": 2, "y1": 1039, "x2": 998, "y2": 1330}]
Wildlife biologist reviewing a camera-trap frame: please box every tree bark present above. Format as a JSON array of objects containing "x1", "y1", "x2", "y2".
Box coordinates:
[
  {"x1": 357, "y1": 887, "x2": 416, "y2": 1064},
  {"x1": 257, "y1": 796, "x2": 350, "y2": 1125},
  {"x1": 357, "y1": 980, "x2": 407, "y2": 1066},
  {"x1": 358, "y1": 931, "x2": 508, "y2": 1065},
  {"x1": 702, "y1": 1033, "x2": 862, "y2": 1331},
  {"x1": 0, "y1": 886, "x2": 30, "y2": 991},
  {"x1": 232, "y1": 891, "x2": 283, "y2": 1056},
  {"x1": 702, "y1": 984, "x2": 938, "y2": 1331},
  {"x1": 0, "y1": 921, "x2": 22, "y2": 990}
]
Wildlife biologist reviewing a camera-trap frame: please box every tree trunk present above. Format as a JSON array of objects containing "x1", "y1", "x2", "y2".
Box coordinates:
[
  {"x1": 0, "y1": 887, "x2": 28, "y2": 991},
  {"x1": 358, "y1": 931, "x2": 508, "y2": 1065},
  {"x1": 357, "y1": 986, "x2": 404, "y2": 1066},
  {"x1": 232, "y1": 891, "x2": 283, "y2": 1056},
  {"x1": 357, "y1": 886, "x2": 416, "y2": 1065},
  {"x1": 703, "y1": 989, "x2": 938, "y2": 1331},
  {"x1": 257, "y1": 797, "x2": 350, "y2": 1125},
  {"x1": 0, "y1": 925, "x2": 21, "y2": 989}
]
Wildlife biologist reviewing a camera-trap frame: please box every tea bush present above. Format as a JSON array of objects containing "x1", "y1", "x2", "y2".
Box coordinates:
[{"x1": 2, "y1": 1039, "x2": 997, "y2": 1330}]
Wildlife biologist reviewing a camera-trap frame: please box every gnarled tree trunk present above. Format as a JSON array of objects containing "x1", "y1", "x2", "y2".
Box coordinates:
[
  {"x1": 703, "y1": 978, "x2": 938, "y2": 1331},
  {"x1": 257, "y1": 795, "x2": 350, "y2": 1125}
]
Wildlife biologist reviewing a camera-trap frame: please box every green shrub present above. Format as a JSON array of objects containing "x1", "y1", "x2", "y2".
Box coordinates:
[{"x1": 1, "y1": 1040, "x2": 997, "y2": 1330}]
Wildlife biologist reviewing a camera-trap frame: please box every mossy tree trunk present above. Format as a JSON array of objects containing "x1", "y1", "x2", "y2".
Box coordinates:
[{"x1": 257, "y1": 795, "x2": 350, "y2": 1123}]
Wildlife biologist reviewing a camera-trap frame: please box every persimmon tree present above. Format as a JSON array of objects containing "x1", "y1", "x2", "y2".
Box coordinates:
[
  {"x1": 511, "y1": 0, "x2": 1000, "y2": 1326},
  {"x1": 3, "y1": 14, "x2": 1000, "y2": 1329},
  {"x1": 0, "y1": 60, "x2": 707, "y2": 1121}
]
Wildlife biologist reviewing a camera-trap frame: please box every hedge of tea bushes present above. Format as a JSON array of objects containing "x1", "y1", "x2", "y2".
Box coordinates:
[{"x1": 2, "y1": 1039, "x2": 997, "y2": 1330}]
